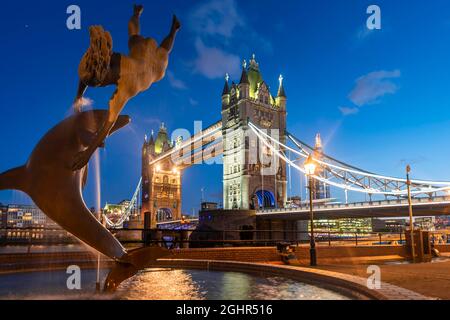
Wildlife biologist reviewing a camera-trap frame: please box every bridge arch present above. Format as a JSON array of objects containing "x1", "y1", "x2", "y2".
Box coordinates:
[
  {"x1": 156, "y1": 208, "x2": 173, "y2": 222},
  {"x1": 254, "y1": 189, "x2": 276, "y2": 209}
]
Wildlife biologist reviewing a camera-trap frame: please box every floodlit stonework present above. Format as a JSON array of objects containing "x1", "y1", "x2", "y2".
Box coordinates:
[
  {"x1": 141, "y1": 123, "x2": 182, "y2": 228},
  {"x1": 221, "y1": 55, "x2": 287, "y2": 210}
]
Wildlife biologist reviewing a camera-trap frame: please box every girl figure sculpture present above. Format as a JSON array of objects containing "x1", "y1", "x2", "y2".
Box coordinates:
[{"x1": 72, "y1": 4, "x2": 180, "y2": 170}]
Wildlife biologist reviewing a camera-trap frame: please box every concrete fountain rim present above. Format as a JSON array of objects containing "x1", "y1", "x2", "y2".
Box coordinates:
[{"x1": 0, "y1": 253, "x2": 433, "y2": 300}]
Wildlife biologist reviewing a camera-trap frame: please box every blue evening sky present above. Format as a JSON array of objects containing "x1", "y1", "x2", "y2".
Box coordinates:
[{"x1": 1, "y1": 0, "x2": 450, "y2": 212}]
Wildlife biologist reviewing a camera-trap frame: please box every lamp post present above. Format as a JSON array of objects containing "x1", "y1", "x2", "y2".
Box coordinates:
[
  {"x1": 304, "y1": 154, "x2": 317, "y2": 266},
  {"x1": 406, "y1": 165, "x2": 416, "y2": 263}
]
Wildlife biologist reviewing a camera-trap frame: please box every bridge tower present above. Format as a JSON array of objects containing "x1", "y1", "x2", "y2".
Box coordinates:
[
  {"x1": 141, "y1": 123, "x2": 182, "y2": 228},
  {"x1": 311, "y1": 133, "x2": 331, "y2": 200},
  {"x1": 221, "y1": 55, "x2": 287, "y2": 210}
]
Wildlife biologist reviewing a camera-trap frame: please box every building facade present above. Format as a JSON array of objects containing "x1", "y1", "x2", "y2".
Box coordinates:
[
  {"x1": 221, "y1": 55, "x2": 287, "y2": 210},
  {"x1": 0, "y1": 203, "x2": 7, "y2": 240},
  {"x1": 0, "y1": 203, "x2": 7, "y2": 229},
  {"x1": 141, "y1": 123, "x2": 182, "y2": 228},
  {"x1": 1, "y1": 204, "x2": 68, "y2": 242}
]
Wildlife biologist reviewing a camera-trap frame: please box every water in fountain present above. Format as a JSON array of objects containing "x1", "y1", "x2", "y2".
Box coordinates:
[
  {"x1": 0, "y1": 269, "x2": 351, "y2": 300},
  {"x1": 93, "y1": 149, "x2": 102, "y2": 291}
]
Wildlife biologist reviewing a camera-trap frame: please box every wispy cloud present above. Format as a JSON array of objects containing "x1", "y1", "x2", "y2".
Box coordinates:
[
  {"x1": 356, "y1": 25, "x2": 375, "y2": 41},
  {"x1": 193, "y1": 38, "x2": 240, "y2": 79},
  {"x1": 166, "y1": 70, "x2": 187, "y2": 90},
  {"x1": 137, "y1": 116, "x2": 161, "y2": 130},
  {"x1": 338, "y1": 106, "x2": 359, "y2": 116},
  {"x1": 349, "y1": 70, "x2": 400, "y2": 107},
  {"x1": 188, "y1": 0, "x2": 244, "y2": 39},
  {"x1": 189, "y1": 98, "x2": 199, "y2": 106},
  {"x1": 188, "y1": 0, "x2": 272, "y2": 79},
  {"x1": 339, "y1": 69, "x2": 400, "y2": 116}
]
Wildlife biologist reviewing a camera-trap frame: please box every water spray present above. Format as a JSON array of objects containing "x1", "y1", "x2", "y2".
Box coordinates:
[{"x1": 93, "y1": 149, "x2": 102, "y2": 292}]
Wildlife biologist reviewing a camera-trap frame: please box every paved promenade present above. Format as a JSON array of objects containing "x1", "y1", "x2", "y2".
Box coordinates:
[{"x1": 316, "y1": 256, "x2": 450, "y2": 299}]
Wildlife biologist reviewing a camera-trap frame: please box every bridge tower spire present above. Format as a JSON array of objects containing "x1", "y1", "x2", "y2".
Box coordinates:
[
  {"x1": 311, "y1": 133, "x2": 330, "y2": 200},
  {"x1": 314, "y1": 133, "x2": 322, "y2": 151},
  {"x1": 222, "y1": 73, "x2": 230, "y2": 108},
  {"x1": 276, "y1": 74, "x2": 287, "y2": 110}
]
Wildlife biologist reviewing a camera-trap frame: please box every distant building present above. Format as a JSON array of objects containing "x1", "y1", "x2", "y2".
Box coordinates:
[
  {"x1": 201, "y1": 202, "x2": 219, "y2": 210},
  {"x1": 1, "y1": 204, "x2": 69, "y2": 242},
  {"x1": 435, "y1": 216, "x2": 450, "y2": 229},
  {"x1": 0, "y1": 203, "x2": 7, "y2": 228},
  {"x1": 414, "y1": 217, "x2": 435, "y2": 231},
  {"x1": 372, "y1": 218, "x2": 406, "y2": 232},
  {"x1": 0, "y1": 203, "x2": 7, "y2": 239},
  {"x1": 6, "y1": 204, "x2": 46, "y2": 228},
  {"x1": 372, "y1": 217, "x2": 436, "y2": 232},
  {"x1": 313, "y1": 218, "x2": 372, "y2": 234}
]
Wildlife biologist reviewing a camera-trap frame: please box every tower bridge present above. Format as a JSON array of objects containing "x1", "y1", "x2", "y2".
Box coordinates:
[{"x1": 105, "y1": 55, "x2": 450, "y2": 231}]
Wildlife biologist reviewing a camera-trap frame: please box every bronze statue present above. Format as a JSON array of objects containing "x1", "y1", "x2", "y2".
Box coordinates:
[
  {"x1": 0, "y1": 110, "x2": 170, "y2": 290},
  {"x1": 72, "y1": 4, "x2": 181, "y2": 170},
  {"x1": 0, "y1": 4, "x2": 181, "y2": 291}
]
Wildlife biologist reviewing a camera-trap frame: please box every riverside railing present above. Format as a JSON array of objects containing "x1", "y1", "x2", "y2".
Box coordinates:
[
  {"x1": 118, "y1": 228, "x2": 408, "y2": 248},
  {"x1": 1, "y1": 227, "x2": 449, "y2": 248}
]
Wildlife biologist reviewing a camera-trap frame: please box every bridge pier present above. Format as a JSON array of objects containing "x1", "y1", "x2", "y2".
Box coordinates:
[{"x1": 191, "y1": 208, "x2": 307, "y2": 247}]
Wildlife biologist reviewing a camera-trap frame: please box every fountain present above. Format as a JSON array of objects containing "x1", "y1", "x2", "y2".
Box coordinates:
[{"x1": 0, "y1": 4, "x2": 386, "y2": 301}]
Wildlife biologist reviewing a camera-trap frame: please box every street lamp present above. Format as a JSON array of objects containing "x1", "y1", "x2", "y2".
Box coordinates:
[
  {"x1": 406, "y1": 165, "x2": 416, "y2": 263},
  {"x1": 304, "y1": 154, "x2": 317, "y2": 266}
]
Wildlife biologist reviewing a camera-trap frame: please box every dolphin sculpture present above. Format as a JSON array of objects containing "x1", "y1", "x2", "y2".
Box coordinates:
[{"x1": 0, "y1": 110, "x2": 170, "y2": 291}]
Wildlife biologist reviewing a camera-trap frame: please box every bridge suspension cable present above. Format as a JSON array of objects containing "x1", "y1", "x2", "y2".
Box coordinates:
[
  {"x1": 148, "y1": 121, "x2": 222, "y2": 167},
  {"x1": 248, "y1": 121, "x2": 450, "y2": 197},
  {"x1": 103, "y1": 177, "x2": 142, "y2": 228}
]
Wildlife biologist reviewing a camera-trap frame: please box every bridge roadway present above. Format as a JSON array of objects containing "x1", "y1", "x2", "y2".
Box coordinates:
[
  {"x1": 257, "y1": 196, "x2": 450, "y2": 220},
  {"x1": 154, "y1": 197, "x2": 450, "y2": 228}
]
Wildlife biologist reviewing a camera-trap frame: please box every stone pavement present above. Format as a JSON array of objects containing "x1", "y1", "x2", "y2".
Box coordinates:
[{"x1": 316, "y1": 258, "x2": 450, "y2": 299}]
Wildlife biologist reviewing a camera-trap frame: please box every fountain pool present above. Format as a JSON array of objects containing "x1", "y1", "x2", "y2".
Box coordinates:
[{"x1": 0, "y1": 268, "x2": 350, "y2": 300}]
